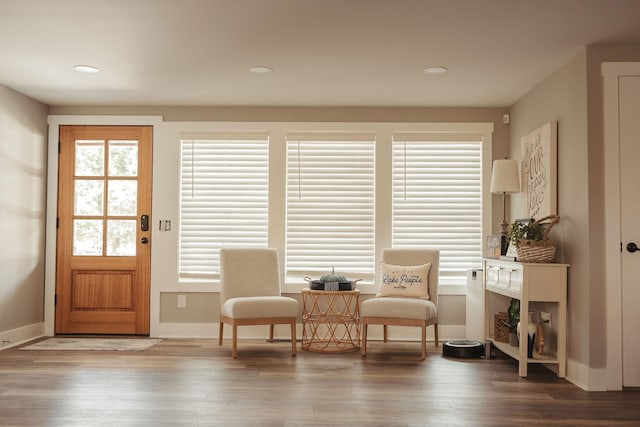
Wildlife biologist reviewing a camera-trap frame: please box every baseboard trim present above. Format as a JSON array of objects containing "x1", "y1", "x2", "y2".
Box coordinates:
[
  {"x1": 566, "y1": 358, "x2": 608, "y2": 391},
  {"x1": 0, "y1": 323, "x2": 46, "y2": 350}
]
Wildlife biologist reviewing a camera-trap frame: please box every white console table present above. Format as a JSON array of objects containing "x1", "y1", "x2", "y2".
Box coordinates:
[{"x1": 483, "y1": 259, "x2": 569, "y2": 377}]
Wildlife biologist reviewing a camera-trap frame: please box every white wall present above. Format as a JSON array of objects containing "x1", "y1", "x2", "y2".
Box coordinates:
[{"x1": 0, "y1": 84, "x2": 48, "y2": 347}]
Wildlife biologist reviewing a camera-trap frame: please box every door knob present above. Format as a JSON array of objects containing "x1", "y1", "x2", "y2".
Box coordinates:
[
  {"x1": 140, "y1": 237, "x2": 149, "y2": 244},
  {"x1": 626, "y1": 242, "x2": 639, "y2": 253}
]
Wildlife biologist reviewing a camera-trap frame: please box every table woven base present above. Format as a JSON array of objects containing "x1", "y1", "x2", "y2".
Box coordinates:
[{"x1": 301, "y1": 289, "x2": 360, "y2": 353}]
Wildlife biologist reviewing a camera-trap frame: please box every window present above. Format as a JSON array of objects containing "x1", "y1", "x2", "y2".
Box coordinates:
[
  {"x1": 179, "y1": 133, "x2": 269, "y2": 278},
  {"x1": 286, "y1": 133, "x2": 375, "y2": 281},
  {"x1": 174, "y1": 122, "x2": 492, "y2": 291},
  {"x1": 392, "y1": 134, "x2": 482, "y2": 284}
]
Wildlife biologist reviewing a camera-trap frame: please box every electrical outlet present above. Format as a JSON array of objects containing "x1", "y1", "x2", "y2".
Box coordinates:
[
  {"x1": 177, "y1": 294, "x2": 187, "y2": 309},
  {"x1": 541, "y1": 311, "x2": 551, "y2": 328}
]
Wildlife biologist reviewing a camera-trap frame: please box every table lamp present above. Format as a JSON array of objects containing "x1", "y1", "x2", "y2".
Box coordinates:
[{"x1": 490, "y1": 159, "x2": 520, "y2": 247}]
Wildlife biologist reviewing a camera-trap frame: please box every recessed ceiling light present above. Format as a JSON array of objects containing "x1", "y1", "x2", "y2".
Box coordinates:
[
  {"x1": 423, "y1": 66, "x2": 447, "y2": 75},
  {"x1": 249, "y1": 66, "x2": 273, "y2": 74},
  {"x1": 74, "y1": 65, "x2": 99, "y2": 73}
]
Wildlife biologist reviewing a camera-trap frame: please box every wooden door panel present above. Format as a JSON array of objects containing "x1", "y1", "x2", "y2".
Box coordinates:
[
  {"x1": 56, "y1": 125, "x2": 152, "y2": 335},
  {"x1": 57, "y1": 312, "x2": 138, "y2": 334},
  {"x1": 71, "y1": 271, "x2": 135, "y2": 310}
]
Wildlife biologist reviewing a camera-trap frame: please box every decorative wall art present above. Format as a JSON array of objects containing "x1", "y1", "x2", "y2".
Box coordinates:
[{"x1": 520, "y1": 121, "x2": 558, "y2": 218}]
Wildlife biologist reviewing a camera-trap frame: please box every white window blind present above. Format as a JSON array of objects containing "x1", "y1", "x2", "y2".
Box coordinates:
[
  {"x1": 179, "y1": 133, "x2": 269, "y2": 279},
  {"x1": 286, "y1": 133, "x2": 375, "y2": 281},
  {"x1": 392, "y1": 135, "x2": 482, "y2": 282}
]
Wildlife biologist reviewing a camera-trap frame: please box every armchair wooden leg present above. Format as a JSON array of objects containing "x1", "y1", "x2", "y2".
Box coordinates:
[
  {"x1": 232, "y1": 323, "x2": 238, "y2": 359},
  {"x1": 219, "y1": 322, "x2": 224, "y2": 345},
  {"x1": 383, "y1": 325, "x2": 388, "y2": 343},
  {"x1": 434, "y1": 323, "x2": 439, "y2": 347},
  {"x1": 269, "y1": 324, "x2": 275, "y2": 342},
  {"x1": 362, "y1": 323, "x2": 368, "y2": 356},
  {"x1": 290, "y1": 321, "x2": 297, "y2": 356},
  {"x1": 421, "y1": 324, "x2": 427, "y2": 360}
]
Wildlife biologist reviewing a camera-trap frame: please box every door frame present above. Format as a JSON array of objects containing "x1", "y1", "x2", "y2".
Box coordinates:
[
  {"x1": 44, "y1": 116, "x2": 162, "y2": 337},
  {"x1": 602, "y1": 62, "x2": 640, "y2": 391}
]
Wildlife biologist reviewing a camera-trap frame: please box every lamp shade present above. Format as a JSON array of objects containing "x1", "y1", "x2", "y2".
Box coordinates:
[{"x1": 490, "y1": 159, "x2": 520, "y2": 194}]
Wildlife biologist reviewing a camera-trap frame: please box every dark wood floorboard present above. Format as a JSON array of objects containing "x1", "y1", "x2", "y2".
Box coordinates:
[{"x1": 1, "y1": 338, "x2": 639, "y2": 426}]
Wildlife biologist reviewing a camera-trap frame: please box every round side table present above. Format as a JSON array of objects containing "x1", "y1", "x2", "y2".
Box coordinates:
[{"x1": 301, "y1": 288, "x2": 361, "y2": 353}]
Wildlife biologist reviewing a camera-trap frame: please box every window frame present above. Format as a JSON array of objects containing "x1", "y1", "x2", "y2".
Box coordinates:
[{"x1": 173, "y1": 122, "x2": 493, "y2": 296}]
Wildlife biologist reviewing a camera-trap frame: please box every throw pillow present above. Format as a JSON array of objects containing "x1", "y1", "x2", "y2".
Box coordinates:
[{"x1": 377, "y1": 262, "x2": 431, "y2": 299}]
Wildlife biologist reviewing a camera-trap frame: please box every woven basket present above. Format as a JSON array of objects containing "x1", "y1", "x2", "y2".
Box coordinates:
[
  {"x1": 515, "y1": 215, "x2": 559, "y2": 263},
  {"x1": 494, "y1": 312, "x2": 510, "y2": 343}
]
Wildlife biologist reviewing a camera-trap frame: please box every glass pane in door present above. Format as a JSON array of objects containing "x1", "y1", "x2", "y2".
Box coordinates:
[
  {"x1": 107, "y1": 220, "x2": 137, "y2": 256},
  {"x1": 73, "y1": 219, "x2": 103, "y2": 256},
  {"x1": 75, "y1": 140, "x2": 105, "y2": 176},
  {"x1": 74, "y1": 180, "x2": 104, "y2": 215},
  {"x1": 107, "y1": 180, "x2": 137, "y2": 216},
  {"x1": 109, "y1": 140, "x2": 138, "y2": 176}
]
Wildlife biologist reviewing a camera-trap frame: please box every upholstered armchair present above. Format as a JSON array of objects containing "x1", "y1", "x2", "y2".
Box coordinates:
[
  {"x1": 219, "y1": 248, "x2": 299, "y2": 358},
  {"x1": 361, "y1": 248, "x2": 439, "y2": 360}
]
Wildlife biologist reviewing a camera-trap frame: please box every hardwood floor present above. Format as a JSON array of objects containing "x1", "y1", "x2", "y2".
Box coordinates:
[{"x1": 1, "y1": 338, "x2": 639, "y2": 426}]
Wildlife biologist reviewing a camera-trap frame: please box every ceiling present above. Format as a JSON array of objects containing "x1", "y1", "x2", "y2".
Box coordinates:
[{"x1": 2, "y1": 0, "x2": 640, "y2": 108}]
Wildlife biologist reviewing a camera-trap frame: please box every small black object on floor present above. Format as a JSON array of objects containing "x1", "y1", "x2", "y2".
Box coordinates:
[{"x1": 442, "y1": 340, "x2": 485, "y2": 358}]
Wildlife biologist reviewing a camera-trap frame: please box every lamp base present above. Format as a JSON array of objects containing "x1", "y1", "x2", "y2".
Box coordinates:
[
  {"x1": 500, "y1": 235, "x2": 509, "y2": 255},
  {"x1": 500, "y1": 221, "x2": 509, "y2": 255},
  {"x1": 500, "y1": 220, "x2": 509, "y2": 236}
]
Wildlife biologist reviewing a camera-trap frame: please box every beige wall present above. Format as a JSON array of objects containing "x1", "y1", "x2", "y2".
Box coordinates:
[
  {"x1": 160, "y1": 293, "x2": 219, "y2": 323},
  {"x1": 510, "y1": 49, "x2": 590, "y2": 367},
  {"x1": 0, "y1": 84, "x2": 48, "y2": 339},
  {"x1": 159, "y1": 291, "x2": 466, "y2": 327},
  {"x1": 49, "y1": 105, "x2": 509, "y2": 129},
  {"x1": 509, "y1": 44, "x2": 640, "y2": 373}
]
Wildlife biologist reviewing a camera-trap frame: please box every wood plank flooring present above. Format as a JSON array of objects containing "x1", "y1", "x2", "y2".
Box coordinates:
[{"x1": 1, "y1": 338, "x2": 639, "y2": 426}]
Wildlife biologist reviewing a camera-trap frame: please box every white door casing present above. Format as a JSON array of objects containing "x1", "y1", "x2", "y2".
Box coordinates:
[
  {"x1": 44, "y1": 116, "x2": 162, "y2": 337},
  {"x1": 603, "y1": 63, "x2": 640, "y2": 390}
]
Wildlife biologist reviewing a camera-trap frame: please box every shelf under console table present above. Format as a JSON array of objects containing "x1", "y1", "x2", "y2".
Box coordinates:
[{"x1": 483, "y1": 259, "x2": 569, "y2": 378}]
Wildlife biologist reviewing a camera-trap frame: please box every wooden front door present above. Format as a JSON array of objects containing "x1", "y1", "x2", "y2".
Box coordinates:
[{"x1": 55, "y1": 126, "x2": 152, "y2": 334}]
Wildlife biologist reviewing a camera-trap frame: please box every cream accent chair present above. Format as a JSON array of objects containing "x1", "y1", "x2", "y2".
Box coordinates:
[
  {"x1": 219, "y1": 248, "x2": 299, "y2": 358},
  {"x1": 361, "y1": 249, "x2": 439, "y2": 360}
]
